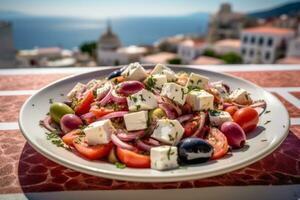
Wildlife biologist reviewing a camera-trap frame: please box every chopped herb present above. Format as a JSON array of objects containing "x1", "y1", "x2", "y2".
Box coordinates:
[
  {"x1": 175, "y1": 89, "x2": 178, "y2": 92},
  {"x1": 169, "y1": 121, "x2": 175, "y2": 127},
  {"x1": 197, "y1": 79, "x2": 202, "y2": 85},
  {"x1": 136, "y1": 105, "x2": 141, "y2": 110},
  {"x1": 32, "y1": 104, "x2": 35, "y2": 107},
  {"x1": 265, "y1": 110, "x2": 271, "y2": 114},
  {"x1": 168, "y1": 134, "x2": 175, "y2": 141},
  {"x1": 209, "y1": 110, "x2": 221, "y2": 116},
  {"x1": 115, "y1": 162, "x2": 126, "y2": 169},
  {"x1": 189, "y1": 79, "x2": 194, "y2": 84},
  {"x1": 261, "y1": 139, "x2": 268, "y2": 142},
  {"x1": 129, "y1": 96, "x2": 138, "y2": 103},
  {"x1": 264, "y1": 120, "x2": 271, "y2": 125},
  {"x1": 283, "y1": 125, "x2": 286, "y2": 128},
  {"x1": 181, "y1": 88, "x2": 185, "y2": 100},
  {"x1": 49, "y1": 98, "x2": 54, "y2": 104},
  {"x1": 139, "y1": 94, "x2": 146, "y2": 101},
  {"x1": 145, "y1": 76, "x2": 157, "y2": 90},
  {"x1": 167, "y1": 147, "x2": 173, "y2": 160},
  {"x1": 60, "y1": 93, "x2": 64, "y2": 96},
  {"x1": 47, "y1": 132, "x2": 64, "y2": 147}
]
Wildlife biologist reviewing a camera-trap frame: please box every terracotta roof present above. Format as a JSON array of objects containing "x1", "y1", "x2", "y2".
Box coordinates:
[
  {"x1": 180, "y1": 39, "x2": 206, "y2": 48},
  {"x1": 191, "y1": 56, "x2": 224, "y2": 65},
  {"x1": 277, "y1": 56, "x2": 300, "y2": 64},
  {"x1": 243, "y1": 26, "x2": 295, "y2": 35},
  {"x1": 141, "y1": 52, "x2": 177, "y2": 64},
  {"x1": 37, "y1": 47, "x2": 61, "y2": 55},
  {"x1": 214, "y1": 39, "x2": 241, "y2": 48}
]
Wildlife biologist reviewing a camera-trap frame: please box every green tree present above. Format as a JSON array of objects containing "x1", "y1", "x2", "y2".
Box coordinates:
[
  {"x1": 80, "y1": 41, "x2": 97, "y2": 58},
  {"x1": 203, "y1": 49, "x2": 219, "y2": 58},
  {"x1": 221, "y1": 52, "x2": 243, "y2": 64},
  {"x1": 168, "y1": 57, "x2": 182, "y2": 64}
]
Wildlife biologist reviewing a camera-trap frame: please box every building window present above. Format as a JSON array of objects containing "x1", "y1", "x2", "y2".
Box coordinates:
[
  {"x1": 243, "y1": 36, "x2": 248, "y2": 44},
  {"x1": 241, "y1": 48, "x2": 247, "y2": 55},
  {"x1": 251, "y1": 36, "x2": 256, "y2": 44},
  {"x1": 267, "y1": 38, "x2": 273, "y2": 47},
  {"x1": 258, "y1": 37, "x2": 264, "y2": 46},
  {"x1": 249, "y1": 49, "x2": 254, "y2": 57},
  {"x1": 265, "y1": 51, "x2": 270, "y2": 60}
]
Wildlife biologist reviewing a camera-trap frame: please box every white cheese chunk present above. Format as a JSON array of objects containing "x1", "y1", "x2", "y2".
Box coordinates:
[
  {"x1": 186, "y1": 90, "x2": 214, "y2": 111},
  {"x1": 229, "y1": 88, "x2": 251, "y2": 105},
  {"x1": 124, "y1": 111, "x2": 148, "y2": 131},
  {"x1": 121, "y1": 62, "x2": 147, "y2": 81},
  {"x1": 161, "y1": 82, "x2": 188, "y2": 105},
  {"x1": 96, "y1": 82, "x2": 111, "y2": 99},
  {"x1": 144, "y1": 74, "x2": 167, "y2": 90},
  {"x1": 211, "y1": 82, "x2": 228, "y2": 99},
  {"x1": 84, "y1": 119, "x2": 115, "y2": 145},
  {"x1": 186, "y1": 73, "x2": 209, "y2": 89},
  {"x1": 151, "y1": 119, "x2": 184, "y2": 145},
  {"x1": 67, "y1": 82, "x2": 85, "y2": 100},
  {"x1": 150, "y1": 146, "x2": 179, "y2": 171},
  {"x1": 151, "y1": 63, "x2": 177, "y2": 81},
  {"x1": 127, "y1": 89, "x2": 158, "y2": 111},
  {"x1": 209, "y1": 110, "x2": 233, "y2": 127}
]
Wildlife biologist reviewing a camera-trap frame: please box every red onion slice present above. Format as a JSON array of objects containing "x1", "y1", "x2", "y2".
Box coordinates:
[
  {"x1": 176, "y1": 114, "x2": 193, "y2": 123},
  {"x1": 40, "y1": 116, "x2": 57, "y2": 132},
  {"x1": 144, "y1": 138, "x2": 160, "y2": 146},
  {"x1": 111, "y1": 89, "x2": 127, "y2": 103},
  {"x1": 111, "y1": 134, "x2": 136, "y2": 151},
  {"x1": 192, "y1": 112, "x2": 206, "y2": 138},
  {"x1": 162, "y1": 97, "x2": 182, "y2": 116},
  {"x1": 116, "y1": 130, "x2": 145, "y2": 141},
  {"x1": 117, "y1": 81, "x2": 145, "y2": 96},
  {"x1": 136, "y1": 140, "x2": 152, "y2": 152},
  {"x1": 97, "y1": 111, "x2": 128, "y2": 121},
  {"x1": 99, "y1": 87, "x2": 113, "y2": 106},
  {"x1": 159, "y1": 103, "x2": 176, "y2": 119}
]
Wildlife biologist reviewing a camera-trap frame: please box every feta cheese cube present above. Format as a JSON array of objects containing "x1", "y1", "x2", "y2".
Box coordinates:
[
  {"x1": 211, "y1": 82, "x2": 228, "y2": 99},
  {"x1": 127, "y1": 89, "x2": 158, "y2": 111},
  {"x1": 151, "y1": 63, "x2": 177, "y2": 81},
  {"x1": 161, "y1": 83, "x2": 188, "y2": 105},
  {"x1": 84, "y1": 119, "x2": 115, "y2": 145},
  {"x1": 124, "y1": 111, "x2": 148, "y2": 131},
  {"x1": 96, "y1": 82, "x2": 111, "y2": 99},
  {"x1": 209, "y1": 110, "x2": 233, "y2": 127},
  {"x1": 122, "y1": 62, "x2": 147, "y2": 81},
  {"x1": 186, "y1": 90, "x2": 214, "y2": 111},
  {"x1": 186, "y1": 73, "x2": 209, "y2": 89},
  {"x1": 150, "y1": 146, "x2": 179, "y2": 171},
  {"x1": 67, "y1": 83, "x2": 85, "y2": 100},
  {"x1": 144, "y1": 74, "x2": 167, "y2": 90},
  {"x1": 151, "y1": 119, "x2": 184, "y2": 145},
  {"x1": 229, "y1": 88, "x2": 252, "y2": 105}
]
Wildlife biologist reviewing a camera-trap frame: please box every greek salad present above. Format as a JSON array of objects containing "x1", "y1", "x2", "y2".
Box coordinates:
[{"x1": 40, "y1": 63, "x2": 266, "y2": 171}]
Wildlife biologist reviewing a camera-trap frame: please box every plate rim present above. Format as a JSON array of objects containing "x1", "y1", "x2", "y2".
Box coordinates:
[{"x1": 18, "y1": 64, "x2": 290, "y2": 182}]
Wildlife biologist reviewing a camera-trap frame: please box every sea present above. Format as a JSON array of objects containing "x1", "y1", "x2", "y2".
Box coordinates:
[{"x1": 2, "y1": 13, "x2": 209, "y2": 50}]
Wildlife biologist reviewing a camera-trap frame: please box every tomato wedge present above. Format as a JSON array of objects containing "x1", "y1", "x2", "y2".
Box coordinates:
[
  {"x1": 73, "y1": 141, "x2": 113, "y2": 160},
  {"x1": 74, "y1": 90, "x2": 94, "y2": 116},
  {"x1": 206, "y1": 127, "x2": 229, "y2": 160},
  {"x1": 225, "y1": 105, "x2": 239, "y2": 116},
  {"x1": 62, "y1": 129, "x2": 81, "y2": 146},
  {"x1": 116, "y1": 147, "x2": 150, "y2": 168},
  {"x1": 90, "y1": 107, "x2": 114, "y2": 118},
  {"x1": 183, "y1": 121, "x2": 198, "y2": 138}
]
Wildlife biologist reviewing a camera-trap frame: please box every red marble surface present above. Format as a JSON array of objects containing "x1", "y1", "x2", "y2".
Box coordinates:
[
  {"x1": 0, "y1": 70, "x2": 300, "y2": 194},
  {"x1": 291, "y1": 92, "x2": 300, "y2": 101}
]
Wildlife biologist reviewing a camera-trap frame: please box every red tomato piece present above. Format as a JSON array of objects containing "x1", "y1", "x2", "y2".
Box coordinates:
[
  {"x1": 62, "y1": 129, "x2": 81, "y2": 146},
  {"x1": 233, "y1": 107, "x2": 259, "y2": 133},
  {"x1": 183, "y1": 121, "x2": 198, "y2": 138},
  {"x1": 224, "y1": 105, "x2": 239, "y2": 116},
  {"x1": 206, "y1": 127, "x2": 229, "y2": 160},
  {"x1": 73, "y1": 141, "x2": 113, "y2": 160},
  {"x1": 90, "y1": 107, "x2": 114, "y2": 118},
  {"x1": 116, "y1": 147, "x2": 150, "y2": 168},
  {"x1": 74, "y1": 90, "x2": 94, "y2": 116}
]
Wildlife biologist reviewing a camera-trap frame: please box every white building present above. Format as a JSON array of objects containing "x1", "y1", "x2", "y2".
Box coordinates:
[
  {"x1": 241, "y1": 26, "x2": 295, "y2": 64},
  {"x1": 177, "y1": 39, "x2": 207, "y2": 64},
  {"x1": 97, "y1": 22, "x2": 148, "y2": 66},
  {"x1": 213, "y1": 39, "x2": 241, "y2": 55},
  {"x1": 0, "y1": 21, "x2": 16, "y2": 67}
]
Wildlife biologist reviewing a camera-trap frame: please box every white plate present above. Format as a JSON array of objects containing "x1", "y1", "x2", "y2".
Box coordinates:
[{"x1": 19, "y1": 65, "x2": 290, "y2": 182}]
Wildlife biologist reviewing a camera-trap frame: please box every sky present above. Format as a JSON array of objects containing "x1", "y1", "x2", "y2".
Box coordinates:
[{"x1": 0, "y1": 0, "x2": 297, "y2": 19}]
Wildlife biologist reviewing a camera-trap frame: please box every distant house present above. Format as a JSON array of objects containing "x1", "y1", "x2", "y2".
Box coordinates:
[
  {"x1": 240, "y1": 26, "x2": 295, "y2": 64},
  {"x1": 177, "y1": 39, "x2": 207, "y2": 64},
  {"x1": 213, "y1": 39, "x2": 241, "y2": 55},
  {"x1": 155, "y1": 35, "x2": 185, "y2": 53},
  {"x1": 207, "y1": 3, "x2": 256, "y2": 43},
  {"x1": 140, "y1": 52, "x2": 177, "y2": 64},
  {"x1": 191, "y1": 56, "x2": 224, "y2": 65},
  {"x1": 0, "y1": 21, "x2": 16, "y2": 68}
]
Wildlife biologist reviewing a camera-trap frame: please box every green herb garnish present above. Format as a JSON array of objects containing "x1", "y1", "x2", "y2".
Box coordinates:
[
  {"x1": 139, "y1": 94, "x2": 146, "y2": 101},
  {"x1": 115, "y1": 162, "x2": 126, "y2": 169},
  {"x1": 136, "y1": 105, "x2": 141, "y2": 110},
  {"x1": 264, "y1": 120, "x2": 271, "y2": 125},
  {"x1": 145, "y1": 76, "x2": 157, "y2": 90},
  {"x1": 47, "y1": 132, "x2": 64, "y2": 147}
]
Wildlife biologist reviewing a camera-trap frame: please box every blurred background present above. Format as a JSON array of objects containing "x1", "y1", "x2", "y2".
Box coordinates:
[{"x1": 0, "y1": 0, "x2": 299, "y2": 68}]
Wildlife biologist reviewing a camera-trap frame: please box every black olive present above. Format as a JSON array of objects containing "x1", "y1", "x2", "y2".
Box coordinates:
[
  {"x1": 177, "y1": 138, "x2": 214, "y2": 165},
  {"x1": 107, "y1": 69, "x2": 122, "y2": 80}
]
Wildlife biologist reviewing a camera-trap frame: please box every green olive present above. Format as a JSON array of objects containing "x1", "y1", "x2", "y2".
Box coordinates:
[
  {"x1": 149, "y1": 108, "x2": 166, "y2": 123},
  {"x1": 49, "y1": 102, "x2": 74, "y2": 123},
  {"x1": 108, "y1": 147, "x2": 119, "y2": 164}
]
